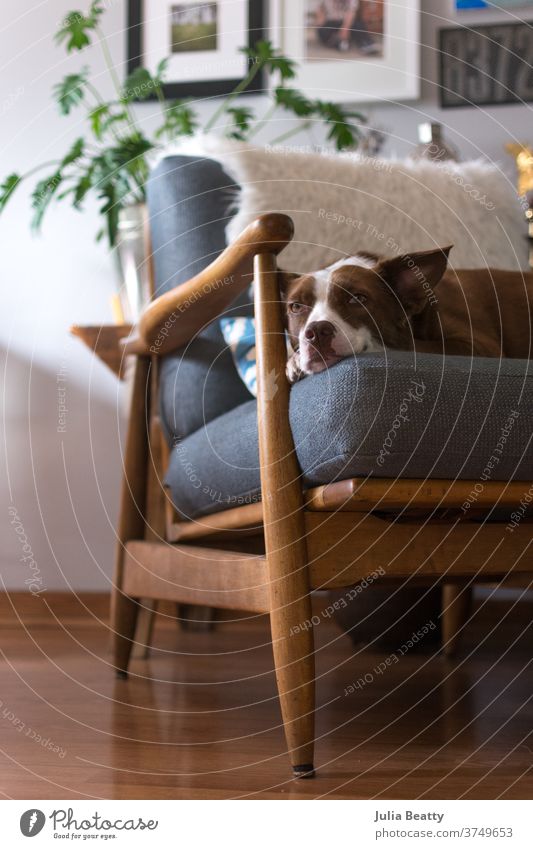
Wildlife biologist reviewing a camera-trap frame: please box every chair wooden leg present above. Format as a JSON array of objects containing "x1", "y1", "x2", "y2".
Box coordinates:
[
  {"x1": 269, "y1": 590, "x2": 316, "y2": 778},
  {"x1": 111, "y1": 590, "x2": 141, "y2": 678},
  {"x1": 111, "y1": 356, "x2": 151, "y2": 679},
  {"x1": 132, "y1": 600, "x2": 158, "y2": 659},
  {"x1": 442, "y1": 583, "x2": 472, "y2": 658},
  {"x1": 254, "y1": 251, "x2": 315, "y2": 778},
  {"x1": 177, "y1": 603, "x2": 216, "y2": 632}
]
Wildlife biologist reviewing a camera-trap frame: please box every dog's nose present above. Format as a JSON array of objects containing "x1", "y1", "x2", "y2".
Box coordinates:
[{"x1": 305, "y1": 320, "x2": 335, "y2": 345}]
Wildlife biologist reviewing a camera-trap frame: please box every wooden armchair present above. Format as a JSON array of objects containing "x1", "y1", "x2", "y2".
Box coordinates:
[{"x1": 74, "y1": 212, "x2": 533, "y2": 779}]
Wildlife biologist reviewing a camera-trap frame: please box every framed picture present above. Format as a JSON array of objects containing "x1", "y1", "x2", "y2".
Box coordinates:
[
  {"x1": 127, "y1": 0, "x2": 264, "y2": 99},
  {"x1": 455, "y1": 0, "x2": 533, "y2": 9},
  {"x1": 275, "y1": 0, "x2": 420, "y2": 103},
  {"x1": 440, "y1": 22, "x2": 533, "y2": 108}
]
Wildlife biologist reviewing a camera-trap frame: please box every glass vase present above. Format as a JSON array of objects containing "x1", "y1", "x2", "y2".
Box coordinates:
[{"x1": 114, "y1": 203, "x2": 151, "y2": 323}]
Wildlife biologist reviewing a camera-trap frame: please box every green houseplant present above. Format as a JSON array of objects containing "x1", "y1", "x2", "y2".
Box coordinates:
[{"x1": 0, "y1": 2, "x2": 365, "y2": 316}]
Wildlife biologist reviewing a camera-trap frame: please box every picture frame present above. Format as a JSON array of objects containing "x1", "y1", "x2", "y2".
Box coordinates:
[
  {"x1": 274, "y1": 0, "x2": 420, "y2": 104},
  {"x1": 439, "y1": 21, "x2": 533, "y2": 108},
  {"x1": 455, "y1": 0, "x2": 533, "y2": 9},
  {"x1": 127, "y1": 0, "x2": 265, "y2": 100}
]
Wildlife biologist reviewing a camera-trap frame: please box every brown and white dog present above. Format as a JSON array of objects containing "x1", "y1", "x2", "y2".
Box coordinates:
[{"x1": 280, "y1": 247, "x2": 533, "y2": 382}]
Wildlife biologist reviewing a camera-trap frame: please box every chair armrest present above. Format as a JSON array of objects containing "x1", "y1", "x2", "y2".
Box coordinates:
[
  {"x1": 71, "y1": 324, "x2": 134, "y2": 379},
  {"x1": 137, "y1": 212, "x2": 294, "y2": 356}
]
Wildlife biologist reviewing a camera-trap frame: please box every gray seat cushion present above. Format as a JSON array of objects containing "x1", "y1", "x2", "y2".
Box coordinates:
[
  {"x1": 164, "y1": 351, "x2": 533, "y2": 520},
  {"x1": 147, "y1": 155, "x2": 254, "y2": 441}
]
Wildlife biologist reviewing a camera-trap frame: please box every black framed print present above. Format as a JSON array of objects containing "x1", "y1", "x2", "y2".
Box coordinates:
[
  {"x1": 127, "y1": 0, "x2": 264, "y2": 99},
  {"x1": 439, "y1": 21, "x2": 533, "y2": 108}
]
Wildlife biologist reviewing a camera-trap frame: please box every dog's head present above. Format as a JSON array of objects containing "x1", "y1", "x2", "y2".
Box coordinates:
[{"x1": 280, "y1": 247, "x2": 451, "y2": 374}]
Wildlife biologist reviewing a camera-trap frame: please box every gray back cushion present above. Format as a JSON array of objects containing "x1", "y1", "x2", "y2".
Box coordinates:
[{"x1": 147, "y1": 155, "x2": 253, "y2": 441}]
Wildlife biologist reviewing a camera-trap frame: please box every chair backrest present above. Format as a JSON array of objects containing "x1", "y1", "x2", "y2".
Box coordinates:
[
  {"x1": 147, "y1": 155, "x2": 254, "y2": 442},
  {"x1": 215, "y1": 142, "x2": 527, "y2": 272}
]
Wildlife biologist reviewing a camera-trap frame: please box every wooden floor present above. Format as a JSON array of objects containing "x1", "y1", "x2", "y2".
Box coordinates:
[{"x1": 1, "y1": 591, "x2": 532, "y2": 800}]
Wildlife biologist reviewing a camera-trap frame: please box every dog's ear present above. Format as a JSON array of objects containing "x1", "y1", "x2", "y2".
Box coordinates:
[
  {"x1": 277, "y1": 270, "x2": 299, "y2": 300},
  {"x1": 377, "y1": 246, "x2": 452, "y2": 314},
  {"x1": 357, "y1": 250, "x2": 381, "y2": 264}
]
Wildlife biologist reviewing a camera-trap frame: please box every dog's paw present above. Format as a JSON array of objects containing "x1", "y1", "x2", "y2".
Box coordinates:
[{"x1": 286, "y1": 352, "x2": 304, "y2": 384}]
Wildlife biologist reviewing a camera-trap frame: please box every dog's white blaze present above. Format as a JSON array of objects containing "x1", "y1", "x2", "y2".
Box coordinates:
[
  {"x1": 298, "y1": 255, "x2": 382, "y2": 372},
  {"x1": 328, "y1": 255, "x2": 376, "y2": 272}
]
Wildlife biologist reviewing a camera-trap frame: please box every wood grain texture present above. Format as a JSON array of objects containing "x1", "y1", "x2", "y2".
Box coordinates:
[
  {"x1": 254, "y1": 252, "x2": 315, "y2": 775},
  {"x1": 168, "y1": 501, "x2": 264, "y2": 542},
  {"x1": 110, "y1": 356, "x2": 151, "y2": 676},
  {"x1": 167, "y1": 476, "x2": 533, "y2": 543},
  {"x1": 138, "y1": 213, "x2": 294, "y2": 355},
  {"x1": 123, "y1": 541, "x2": 269, "y2": 613},
  {"x1": 305, "y1": 477, "x2": 533, "y2": 512},
  {"x1": 306, "y1": 512, "x2": 533, "y2": 588},
  {"x1": 1, "y1": 592, "x2": 533, "y2": 800},
  {"x1": 131, "y1": 357, "x2": 165, "y2": 660},
  {"x1": 131, "y1": 599, "x2": 157, "y2": 661},
  {"x1": 70, "y1": 324, "x2": 133, "y2": 379}
]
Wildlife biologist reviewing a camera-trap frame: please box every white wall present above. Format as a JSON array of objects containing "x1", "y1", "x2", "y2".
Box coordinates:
[
  {"x1": 369, "y1": 0, "x2": 533, "y2": 166},
  {"x1": 1, "y1": 0, "x2": 531, "y2": 591},
  {"x1": 1, "y1": 0, "x2": 129, "y2": 593}
]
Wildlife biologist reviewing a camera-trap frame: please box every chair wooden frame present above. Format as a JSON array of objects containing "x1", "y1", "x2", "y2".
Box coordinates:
[{"x1": 74, "y1": 213, "x2": 533, "y2": 779}]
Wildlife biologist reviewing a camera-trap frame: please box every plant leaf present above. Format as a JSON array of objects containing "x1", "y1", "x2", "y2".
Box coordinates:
[
  {"x1": 241, "y1": 39, "x2": 275, "y2": 63},
  {"x1": 267, "y1": 54, "x2": 297, "y2": 81},
  {"x1": 98, "y1": 184, "x2": 120, "y2": 247},
  {"x1": 241, "y1": 41, "x2": 296, "y2": 81},
  {"x1": 0, "y1": 173, "x2": 21, "y2": 213},
  {"x1": 155, "y1": 57, "x2": 169, "y2": 81},
  {"x1": 226, "y1": 106, "x2": 254, "y2": 140},
  {"x1": 56, "y1": 9, "x2": 100, "y2": 52},
  {"x1": 54, "y1": 68, "x2": 89, "y2": 114},
  {"x1": 327, "y1": 122, "x2": 357, "y2": 150},
  {"x1": 90, "y1": 104, "x2": 128, "y2": 140},
  {"x1": 90, "y1": 136, "x2": 152, "y2": 190},
  {"x1": 97, "y1": 173, "x2": 133, "y2": 246},
  {"x1": 89, "y1": 104, "x2": 108, "y2": 139},
  {"x1": 274, "y1": 87, "x2": 313, "y2": 117},
  {"x1": 57, "y1": 163, "x2": 95, "y2": 208},
  {"x1": 155, "y1": 101, "x2": 198, "y2": 139},
  {"x1": 31, "y1": 172, "x2": 63, "y2": 231},
  {"x1": 72, "y1": 171, "x2": 93, "y2": 207},
  {"x1": 61, "y1": 137, "x2": 85, "y2": 168},
  {"x1": 110, "y1": 135, "x2": 154, "y2": 167},
  {"x1": 313, "y1": 100, "x2": 364, "y2": 150},
  {"x1": 87, "y1": 135, "x2": 151, "y2": 244},
  {"x1": 122, "y1": 67, "x2": 155, "y2": 101},
  {"x1": 88, "y1": 1, "x2": 104, "y2": 22}
]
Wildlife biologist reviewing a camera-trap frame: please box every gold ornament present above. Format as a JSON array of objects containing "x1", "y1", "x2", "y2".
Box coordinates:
[{"x1": 505, "y1": 143, "x2": 533, "y2": 197}]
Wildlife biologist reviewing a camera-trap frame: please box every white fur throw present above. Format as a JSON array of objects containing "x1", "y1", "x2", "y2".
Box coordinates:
[{"x1": 162, "y1": 136, "x2": 527, "y2": 272}]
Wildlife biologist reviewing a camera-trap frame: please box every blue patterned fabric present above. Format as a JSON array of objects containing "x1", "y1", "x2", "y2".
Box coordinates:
[{"x1": 219, "y1": 317, "x2": 257, "y2": 397}]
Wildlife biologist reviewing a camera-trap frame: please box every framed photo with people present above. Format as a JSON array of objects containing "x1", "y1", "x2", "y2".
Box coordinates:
[
  {"x1": 127, "y1": 0, "x2": 265, "y2": 99},
  {"x1": 274, "y1": 0, "x2": 420, "y2": 102}
]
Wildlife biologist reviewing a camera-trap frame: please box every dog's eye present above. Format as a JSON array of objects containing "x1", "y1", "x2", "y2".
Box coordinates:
[
  {"x1": 349, "y1": 293, "x2": 367, "y2": 305},
  {"x1": 288, "y1": 302, "x2": 305, "y2": 314}
]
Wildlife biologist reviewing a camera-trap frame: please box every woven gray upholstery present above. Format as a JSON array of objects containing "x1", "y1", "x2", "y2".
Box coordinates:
[{"x1": 164, "y1": 351, "x2": 533, "y2": 519}]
